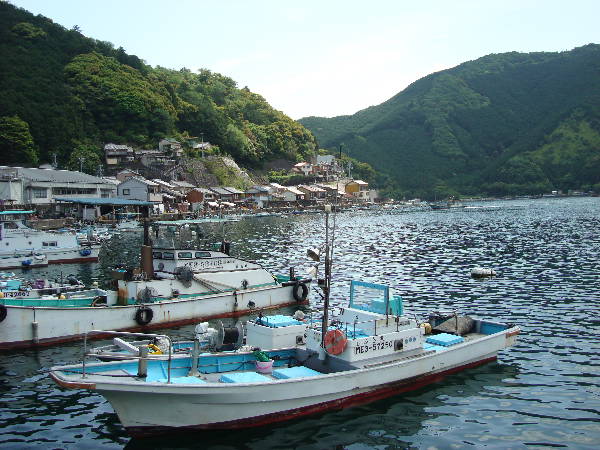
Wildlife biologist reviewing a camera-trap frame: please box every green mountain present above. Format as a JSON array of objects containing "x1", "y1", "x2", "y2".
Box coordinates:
[
  {"x1": 300, "y1": 45, "x2": 600, "y2": 198},
  {"x1": 0, "y1": 2, "x2": 316, "y2": 171}
]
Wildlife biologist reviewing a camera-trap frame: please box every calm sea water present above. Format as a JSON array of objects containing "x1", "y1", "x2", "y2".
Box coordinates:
[{"x1": 1, "y1": 198, "x2": 599, "y2": 449}]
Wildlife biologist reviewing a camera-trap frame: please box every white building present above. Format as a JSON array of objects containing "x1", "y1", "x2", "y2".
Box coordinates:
[
  {"x1": 0, "y1": 166, "x2": 116, "y2": 207},
  {"x1": 117, "y1": 177, "x2": 162, "y2": 203}
]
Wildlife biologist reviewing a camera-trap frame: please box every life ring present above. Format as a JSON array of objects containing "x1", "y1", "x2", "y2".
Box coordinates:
[
  {"x1": 135, "y1": 306, "x2": 153, "y2": 326},
  {"x1": 324, "y1": 329, "x2": 347, "y2": 355},
  {"x1": 292, "y1": 282, "x2": 309, "y2": 302},
  {"x1": 148, "y1": 343, "x2": 162, "y2": 355},
  {"x1": 0, "y1": 304, "x2": 7, "y2": 323}
]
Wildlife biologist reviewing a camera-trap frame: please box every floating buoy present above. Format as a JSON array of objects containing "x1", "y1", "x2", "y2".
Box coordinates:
[{"x1": 471, "y1": 267, "x2": 497, "y2": 278}]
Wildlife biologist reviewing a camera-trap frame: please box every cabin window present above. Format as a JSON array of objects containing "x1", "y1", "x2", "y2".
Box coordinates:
[
  {"x1": 3, "y1": 222, "x2": 18, "y2": 229},
  {"x1": 178, "y1": 252, "x2": 193, "y2": 259},
  {"x1": 195, "y1": 252, "x2": 211, "y2": 258},
  {"x1": 42, "y1": 241, "x2": 58, "y2": 247},
  {"x1": 152, "y1": 251, "x2": 163, "y2": 259},
  {"x1": 162, "y1": 252, "x2": 174, "y2": 260},
  {"x1": 122, "y1": 189, "x2": 130, "y2": 195}
]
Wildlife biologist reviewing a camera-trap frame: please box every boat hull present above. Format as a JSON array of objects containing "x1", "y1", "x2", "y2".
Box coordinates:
[
  {"x1": 123, "y1": 356, "x2": 497, "y2": 437},
  {"x1": 57, "y1": 329, "x2": 515, "y2": 436},
  {"x1": 0, "y1": 283, "x2": 307, "y2": 350}
]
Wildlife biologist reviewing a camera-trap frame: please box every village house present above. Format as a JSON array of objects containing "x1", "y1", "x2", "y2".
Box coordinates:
[
  {"x1": 115, "y1": 169, "x2": 142, "y2": 182},
  {"x1": 244, "y1": 185, "x2": 272, "y2": 208},
  {"x1": 158, "y1": 138, "x2": 183, "y2": 158},
  {"x1": 0, "y1": 166, "x2": 116, "y2": 210},
  {"x1": 117, "y1": 177, "x2": 162, "y2": 203},
  {"x1": 345, "y1": 180, "x2": 370, "y2": 201},
  {"x1": 209, "y1": 187, "x2": 236, "y2": 202},
  {"x1": 279, "y1": 186, "x2": 306, "y2": 202},
  {"x1": 315, "y1": 183, "x2": 342, "y2": 200},
  {"x1": 222, "y1": 187, "x2": 244, "y2": 202},
  {"x1": 297, "y1": 184, "x2": 327, "y2": 200},
  {"x1": 169, "y1": 180, "x2": 195, "y2": 195},
  {"x1": 292, "y1": 162, "x2": 313, "y2": 177},
  {"x1": 104, "y1": 143, "x2": 134, "y2": 166},
  {"x1": 136, "y1": 149, "x2": 174, "y2": 168},
  {"x1": 186, "y1": 188, "x2": 215, "y2": 211}
]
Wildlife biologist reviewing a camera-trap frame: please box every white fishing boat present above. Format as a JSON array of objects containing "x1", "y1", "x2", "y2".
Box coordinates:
[
  {"x1": 0, "y1": 210, "x2": 100, "y2": 269},
  {"x1": 49, "y1": 205, "x2": 519, "y2": 437},
  {"x1": 49, "y1": 280, "x2": 520, "y2": 437},
  {"x1": 0, "y1": 217, "x2": 311, "y2": 350}
]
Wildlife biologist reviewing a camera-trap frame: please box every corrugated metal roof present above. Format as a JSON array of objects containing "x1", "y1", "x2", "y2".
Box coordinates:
[
  {"x1": 222, "y1": 186, "x2": 244, "y2": 194},
  {"x1": 209, "y1": 187, "x2": 233, "y2": 195},
  {"x1": 286, "y1": 186, "x2": 304, "y2": 195},
  {"x1": 171, "y1": 180, "x2": 195, "y2": 188},
  {"x1": 0, "y1": 167, "x2": 111, "y2": 184}
]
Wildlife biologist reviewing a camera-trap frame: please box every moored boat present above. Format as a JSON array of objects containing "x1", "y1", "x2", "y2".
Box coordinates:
[
  {"x1": 0, "y1": 210, "x2": 100, "y2": 269},
  {"x1": 48, "y1": 279, "x2": 520, "y2": 436},
  {"x1": 0, "y1": 217, "x2": 311, "y2": 350}
]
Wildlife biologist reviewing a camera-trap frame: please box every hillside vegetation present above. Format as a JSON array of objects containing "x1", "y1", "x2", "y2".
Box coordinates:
[
  {"x1": 0, "y1": 2, "x2": 316, "y2": 171},
  {"x1": 301, "y1": 45, "x2": 600, "y2": 198}
]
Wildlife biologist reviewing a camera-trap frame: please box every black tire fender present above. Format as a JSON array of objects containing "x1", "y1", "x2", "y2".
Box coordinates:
[
  {"x1": 135, "y1": 306, "x2": 153, "y2": 326},
  {"x1": 292, "y1": 282, "x2": 309, "y2": 302}
]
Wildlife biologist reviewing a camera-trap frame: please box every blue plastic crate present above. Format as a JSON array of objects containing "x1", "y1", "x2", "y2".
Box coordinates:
[
  {"x1": 257, "y1": 315, "x2": 302, "y2": 328},
  {"x1": 272, "y1": 366, "x2": 322, "y2": 379},
  {"x1": 219, "y1": 372, "x2": 271, "y2": 383},
  {"x1": 426, "y1": 333, "x2": 464, "y2": 347}
]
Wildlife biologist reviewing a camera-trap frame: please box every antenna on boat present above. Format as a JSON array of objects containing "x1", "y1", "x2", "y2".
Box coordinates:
[{"x1": 320, "y1": 204, "x2": 333, "y2": 350}]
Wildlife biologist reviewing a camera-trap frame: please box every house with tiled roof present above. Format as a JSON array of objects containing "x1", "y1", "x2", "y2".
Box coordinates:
[{"x1": 117, "y1": 177, "x2": 161, "y2": 202}]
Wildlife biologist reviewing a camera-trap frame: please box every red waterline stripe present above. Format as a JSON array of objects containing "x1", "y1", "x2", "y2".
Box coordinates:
[
  {"x1": 126, "y1": 356, "x2": 498, "y2": 438},
  {"x1": 49, "y1": 256, "x2": 98, "y2": 264}
]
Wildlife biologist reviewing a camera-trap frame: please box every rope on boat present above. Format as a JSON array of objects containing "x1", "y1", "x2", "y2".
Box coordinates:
[{"x1": 192, "y1": 275, "x2": 237, "y2": 291}]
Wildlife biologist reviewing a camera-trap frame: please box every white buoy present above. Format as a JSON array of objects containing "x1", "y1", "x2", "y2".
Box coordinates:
[{"x1": 471, "y1": 267, "x2": 497, "y2": 278}]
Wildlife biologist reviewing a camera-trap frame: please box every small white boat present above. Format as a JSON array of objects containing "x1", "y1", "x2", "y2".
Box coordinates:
[
  {"x1": 49, "y1": 280, "x2": 519, "y2": 437},
  {"x1": 0, "y1": 210, "x2": 100, "y2": 269}
]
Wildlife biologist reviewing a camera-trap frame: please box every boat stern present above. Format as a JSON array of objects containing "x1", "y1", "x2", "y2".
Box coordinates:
[{"x1": 505, "y1": 325, "x2": 521, "y2": 348}]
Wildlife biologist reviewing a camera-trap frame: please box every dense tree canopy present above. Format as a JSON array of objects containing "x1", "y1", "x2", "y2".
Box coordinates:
[
  {"x1": 0, "y1": 115, "x2": 38, "y2": 166},
  {"x1": 0, "y1": 2, "x2": 317, "y2": 171},
  {"x1": 301, "y1": 45, "x2": 600, "y2": 197}
]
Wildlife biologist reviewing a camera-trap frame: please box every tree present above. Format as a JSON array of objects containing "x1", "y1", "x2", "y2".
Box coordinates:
[
  {"x1": 0, "y1": 116, "x2": 38, "y2": 166},
  {"x1": 67, "y1": 141, "x2": 101, "y2": 174}
]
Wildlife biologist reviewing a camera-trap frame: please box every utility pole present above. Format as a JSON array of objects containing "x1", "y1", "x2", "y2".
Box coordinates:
[{"x1": 78, "y1": 157, "x2": 85, "y2": 173}]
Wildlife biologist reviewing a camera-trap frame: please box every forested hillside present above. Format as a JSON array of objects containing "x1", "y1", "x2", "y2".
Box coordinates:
[
  {"x1": 0, "y1": 2, "x2": 316, "y2": 171},
  {"x1": 301, "y1": 45, "x2": 600, "y2": 198}
]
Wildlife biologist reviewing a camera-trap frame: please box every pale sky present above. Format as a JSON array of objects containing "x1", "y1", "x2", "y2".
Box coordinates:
[{"x1": 9, "y1": 0, "x2": 600, "y2": 119}]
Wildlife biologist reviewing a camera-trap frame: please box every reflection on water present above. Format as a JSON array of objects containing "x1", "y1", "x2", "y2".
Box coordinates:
[{"x1": 1, "y1": 198, "x2": 599, "y2": 448}]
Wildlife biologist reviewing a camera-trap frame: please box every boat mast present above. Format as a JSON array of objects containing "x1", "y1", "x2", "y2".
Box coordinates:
[
  {"x1": 140, "y1": 205, "x2": 154, "y2": 279},
  {"x1": 320, "y1": 204, "x2": 332, "y2": 347}
]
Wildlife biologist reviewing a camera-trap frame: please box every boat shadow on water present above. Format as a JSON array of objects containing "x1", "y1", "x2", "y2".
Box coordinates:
[{"x1": 122, "y1": 362, "x2": 520, "y2": 449}]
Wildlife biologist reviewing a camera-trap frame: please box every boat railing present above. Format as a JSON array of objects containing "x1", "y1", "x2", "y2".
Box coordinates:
[
  {"x1": 311, "y1": 314, "x2": 408, "y2": 338},
  {"x1": 82, "y1": 330, "x2": 173, "y2": 382}
]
